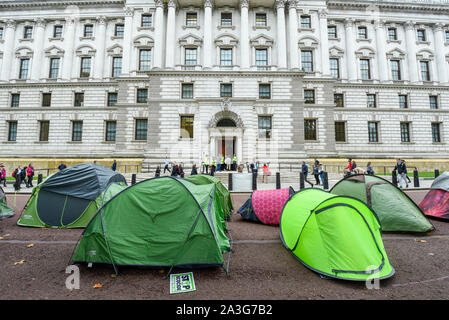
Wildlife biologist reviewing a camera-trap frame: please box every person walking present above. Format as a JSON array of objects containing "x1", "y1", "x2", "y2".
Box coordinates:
[
  {"x1": 111, "y1": 160, "x2": 117, "y2": 172},
  {"x1": 394, "y1": 158, "x2": 409, "y2": 189},
  {"x1": 402, "y1": 159, "x2": 412, "y2": 184},
  {"x1": 13, "y1": 166, "x2": 22, "y2": 191},
  {"x1": 21, "y1": 166, "x2": 27, "y2": 187},
  {"x1": 26, "y1": 163, "x2": 35, "y2": 188},
  {"x1": 301, "y1": 161, "x2": 313, "y2": 186},
  {"x1": 203, "y1": 155, "x2": 209, "y2": 174},
  {"x1": 262, "y1": 163, "x2": 269, "y2": 183},
  {"x1": 191, "y1": 164, "x2": 198, "y2": 175},
  {"x1": 0, "y1": 166, "x2": 6, "y2": 187},
  {"x1": 164, "y1": 159, "x2": 171, "y2": 174},
  {"x1": 366, "y1": 162, "x2": 374, "y2": 175},
  {"x1": 250, "y1": 160, "x2": 258, "y2": 175},
  {"x1": 313, "y1": 162, "x2": 321, "y2": 185}
]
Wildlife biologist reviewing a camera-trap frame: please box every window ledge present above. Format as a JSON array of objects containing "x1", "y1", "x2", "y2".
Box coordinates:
[
  {"x1": 387, "y1": 39, "x2": 401, "y2": 44},
  {"x1": 432, "y1": 142, "x2": 445, "y2": 145},
  {"x1": 253, "y1": 25, "x2": 271, "y2": 31},
  {"x1": 49, "y1": 37, "x2": 63, "y2": 41},
  {"x1": 328, "y1": 37, "x2": 341, "y2": 41},
  {"x1": 356, "y1": 38, "x2": 372, "y2": 43},
  {"x1": 304, "y1": 140, "x2": 319, "y2": 143},
  {"x1": 67, "y1": 141, "x2": 83, "y2": 144},
  {"x1": 298, "y1": 28, "x2": 315, "y2": 32},
  {"x1": 178, "y1": 138, "x2": 195, "y2": 141},
  {"x1": 182, "y1": 25, "x2": 200, "y2": 30},
  {"x1": 218, "y1": 25, "x2": 235, "y2": 30},
  {"x1": 368, "y1": 142, "x2": 382, "y2": 144},
  {"x1": 400, "y1": 142, "x2": 415, "y2": 145},
  {"x1": 335, "y1": 141, "x2": 348, "y2": 144},
  {"x1": 80, "y1": 36, "x2": 95, "y2": 41},
  {"x1": 111, "y1": 36, "x2": 124, "y2": 40},
  {"x1": 34, "y1": 141, "x2": 49, "y2": 144},
  {"x1": 416, "y1": 41, "x2": 430, "y2": 45},
  {"x1": 137, "y1": 27, "x2": 154, "y2": 32},
  {"x1": 19, "y1": 38, "x2": 34, "y2": 43},
  {"x1": 102, "y1": 141, "x2": 116, "y2": 144},
  {"x1": 132, "y1": 140, "x2": 147, "y2": 143},
  {"x1": 4, "y1": 141, "x2": 17, "y2": 144}
]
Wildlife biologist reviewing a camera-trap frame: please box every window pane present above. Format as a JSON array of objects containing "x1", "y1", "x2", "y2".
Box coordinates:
[
  {"x1": 259, "y1": 84, "x2": 271, "y2": 99},
  {"x1": 255, "y1": 49, "x2": 268, "y2": 66},
  {"x1": 304, "y1": 119, "x2": 317, "y2": 140},
  {"x1": 137, "y1": 89, "x2": 148, "y2": 103},
  {"x1": 182, "y1": 84, "x2": 193, "y2": 99},
  {"x1": 417, "y1": 29, "x2": 426, "y2": 41},
  {"x1": 135, "y1": 119, "x2": 148, "y2": 140},
  {"x1": 367, "y1": 94, "x2": 376, "y2": 108},
  {"x1": 180, "y1": 116, "x2": 194, "y2": 138},
  {"x1": 432, "y1": 123, "x2": 441, "y2": 143},
  {"x1": 141, "y1": 15, "x2": 152, "y2": 27},
  {"x1": 335, "y1": 122, "x2": 346, "y2": 142},
  {"x1": 301, "y1": 51, "x2": 313, "y2": 72},
  {"x1": 186, "y1": 13, "x2": 197, "y2": 26},
  {"x1": 358, "y1": 27, "x2": 367, "y2": 39},
  {"x1": 368, "y1": 122, "x2": 378, "y2": 142},
  {"x1": 329, "y1": 58, "x2": 339, "y2": 78},
  {"x1": 39, "y1": 121, "x2": 49, "y2": 142},
  {"x1": 139, "y1": 49, "x2": 151, "y2": 71},
  {"x1": 399, "y1": 95, "x2": 408, "y2": 109},
  {"x1": 19, "y1": 59, "x2": 29, "y2": 79},
  {"x1": 220, "y1": 84, "x2": 232, "y2": 97},
  {"x1": 54, "y1": 25, "x2": 63, "y2": 38},
  {"x1": 256, "y1": 13, "x2": 267, "y2": 26},
  {"x1": 74, "y1": 93, "x2": 84, "y2": 106},
  {"x1": 391, "y1": 60, "x2": 401, "y2": 80},
  {"x1": 42, "y1": 93, "x2": 51, "y2": 107},
  {"x1": 105, "y1": 121, "x2": 116, "y2": 141},
  {"x1": 304, "y1": 90, "x2": 315, "y2": 104},
  {"x1": 334, "y1": 94, "x2": 344, "y2": 108},
  {"x1": 115, "y1": 24, "x2": 124, "y2": 37},
  {"x1": 430, "y1": 95, "x2": 438, "y2": 109},
  {"x1": 107, "y1": 93, "x2": 118, "y2": 107},
  {"x1": 49, "y1": 58, "x2": 60, "y2": 79},
  {"x1": 8, "y1": 121, "x2": 17, "y2": 141},
  {"x1": 300, "y1": 16, "x2": 311, "y2": 29},
  {"x1": 84, "y1": 25, "x2": 93, "y2": 37},
  {"x1": 328, "y1": 26, "x2": 337, "y2": 39},
  {"x1": 24, "y1": 26, "x2": 33, "y2": 39},
  {"x1": 400, "y1": 122, "x2": 410, "y2": 142},
  {"x1": 72, "y1": 121, "x2": 83, "y2": 141},
  {"x1": 112, "y1": 57, "x2": 122, "y2": 77},
  {"x1": 420, "y1": 61, "x2": 430, "y2": 81},
  {"x1": 220, "y1": 48, "x2": 232, "y2": 66},
  {"x1": 258, "y1": 116, "x2": 272, "y2": 139},
  {"x1": 388, "y1": 28, "x2": 397, "y2": 41},
  {"x1": 80, "y1": 57, "x2": 91, "y2": 78},
  {"x1": 11, "y1": 94, "x2": 20, "y2": 108},
  {"x1": 360, "y1": 59, "x2": 370, "y2": 79},
  {"x1": 221, "y1": 13, "x2": 232, "y2": 26},
  {"x1": 185, "y1": 48, "x2": 197, "y2": 65}
]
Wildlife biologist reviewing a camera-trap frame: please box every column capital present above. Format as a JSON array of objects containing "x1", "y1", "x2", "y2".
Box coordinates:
[
  {"x1": 167, "y1": 0, "x2": 177, "y2": 9},
  {"x1": 240, "y1": 0, "x2": 249, "y2": 9},
  {"x1": 404, "y1": 20, "x2": 416, "y2": 31},
  {"x1": 34, "y1": 18, "x2": 46, "y2": 28},
  {"x1": 344, "y1": 18, "x2": 354, "y2": 28},
  {"x1": 287, "y1": 0, "x2": 298, "y2": 10},
  {"x1": 204, "y1": 0, "x2": 214, "y2": 9},
  {"x1": 374, "y1": 19, "x2": 386, "y2": 30},
  {"x1": 5, "y1": 19, "x2": 16, "y2": 29},
  {"x1": 434, "y1": 22, "x2": 445, "y2": 32},
  {"x1": 154, "y1": 0, "x2": 164, "y2": 8},
  {"x1": 124, "y1": 6, "x2": 135, "y2": 16},
  {"x1": 96, "y1": 16, "x2": 107, "y2": 25},
  {"x1": 275, "y1": 0, "x2": 286, "y2": 10},
  {"x1": 318, "y1": 8, "x2": 328, "y2": 19},
  {"x1": 65, "y1": 16, "x2": 78, "y2": 26}
]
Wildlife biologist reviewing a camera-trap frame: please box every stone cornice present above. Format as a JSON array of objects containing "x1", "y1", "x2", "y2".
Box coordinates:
[
  {"x1": 0, "y1": 81, "x2": 119, "y2": 88},
  {"x1": 0, "y1": 0, "x2": 124, "y2": 9},
  {"x1": 328, "y1": 0, "x2": 449, "y2": 12}
]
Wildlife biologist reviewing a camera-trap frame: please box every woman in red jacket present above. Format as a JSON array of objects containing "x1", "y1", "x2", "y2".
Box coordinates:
[{"x1": 26, "y1": 163, "x2": 35, "y2": 188}]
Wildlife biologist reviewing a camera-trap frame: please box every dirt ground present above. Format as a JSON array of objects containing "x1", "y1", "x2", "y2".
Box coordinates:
[{"x1": 1, "y1": 190, "x2": 449, "y2": 300}]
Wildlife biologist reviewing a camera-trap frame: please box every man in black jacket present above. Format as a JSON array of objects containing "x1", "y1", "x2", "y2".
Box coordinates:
[{"x1": 394, "y1": 158, "x2": 409, "y2": 189}]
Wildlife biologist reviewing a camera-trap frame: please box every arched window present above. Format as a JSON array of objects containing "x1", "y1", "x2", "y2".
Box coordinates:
[{"x1": 216, "y1": 118, "x2": 237, "y2": 127}]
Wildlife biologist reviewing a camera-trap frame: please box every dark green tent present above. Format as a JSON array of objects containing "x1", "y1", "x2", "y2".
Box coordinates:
[
  {"x1": 331, "y1": 174, "x2": 434, "y2": 233},
  {"x1": 0, "y1": 186, "x2": 14, "y2": 220},
  {"x1": 17, "y1": 163, "x2": 127, "y2": 228},
  {"x1": 71, "y1": 176, "x2": 230, "y2": 273}
]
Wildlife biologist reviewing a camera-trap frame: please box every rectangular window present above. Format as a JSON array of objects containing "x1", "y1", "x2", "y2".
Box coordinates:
[
  {"x1": 141, "y1": 15, "x2": 152, "y2": 28},
  {"x1": 49, "y1": 58, "x2": 60, "y2": 79},
  {"x1": 136, "y1": 88, "x2": 148, "y2": 103},
  {"x1": 430, "y1": 95, "x2": 438, "y2": 109},
  {"x1": 417, "y1": 29, "x2": 426, "y2": 42},
  {"x1": 19, "y1": 59, "x2": 30, "y2": 79},
  {"x1": 255, "y1": 13, "x2": 267, "y2": 26},
  {"x1": 358, "y1": 26, "x2": 367, "y2": 39},
  {"x1": 80, "y1": 57, "x2": 91, "y2": 78},
  {"x1": 420, "y1": 61, "x2": 430, "y2": 81},
  {"x1": 300, "y1": 15, "x2": 311, "y2": 29},
  {"x1": 24, "y1": 26, "x2": 33, "y2": 39},
  {"x1": 135, "y1": 119, "x2": 148, "y2": 141},
  {"x1": 180, "y1": 115, "x2": 194, "y2": 139},
  {"x1": 446, "y1": 31, "x2": 449, "y2": 43},
  {"x1": 139, "y1": 49, "x2": 151, "y2": 71},
  {"x1": 105, "y1": 121, "x2": 116, "y2": 142},
  {"x1": 107, "y1": 92, "x2": 118, "y2": 107},
  {"x1": 367, "y1": 94, "x2": 376, "y2": 108},
  {"x1": 304, "y1": 90, "x2": 315, "y2": 104},
  {"x1": 391, "y1": 60, "x2": 401, "y2": 80},
  {"x1": 399, "y1": 95, "x2": 408, "y2": 109},
  {"x1": 335, "y1": 122, "x2": 346, "y2": 142},
  {"x1": 328, "y1": 26, "x2": 337, "y2": 39},
  {"x1": 258, "y1": 116, "x2": 272, "y2": 139},
  {"x1": 42, "y1": 93, "x2": 51, "y2": 107},
  {"x1": 84, "y1": 24, "x2": 93, "y2": 37},
  {"x1": 360, "y1": 59, "x2": 371, "y2": 79},
  {"x1": 186, "y1": 12, "x2": 198, "y2": 26},
  {"x1": 334, "y1": 93, "x2": 344, "y2": 108},
  {"x1": 0, "y1": 27, "x2": 3, "y2": 40},
  {"x1": 301, "y1": 50, "x2": 313, "y2": 72},
  {"x1": 185, "y1": 48, "x2": 197, "y2": 66},
  {"x1": 115, "y1": 24, "x2": 124, "y2": 37},
  {"x1": 388, "y1": 28, "x2": 397, "y2": 41},
  {"x1": 71, "y1": 121, "x2": 83, "y2": 142},
  {"x1": 368, "y1": 122, "x2": 379, "y2": 142},
  {"x1": 181, "y1": 83, "x2": 194, "y2": 99},
  {"x1": 10, "y1": 94, "x2": 20, "y2": 108},
  {"x1": 220, "y1": 83, "x2": 232, "y2": 97},
  {"x1": 255, "y1": 49, "x2": 268, "y2": 66},
  {"x1": 432, "y1": 123, "x2": 441, "y2": 143},
  {"x1": 74, "y1": 92, "x2": 84, "y2": 107},
  {"x1": 400, "y1": 122, "x2": 411, "y2": 143},
  {"x1": 220, "y1": 48, "x2": 233, "y2": 66},
  {"x1": 304, "y1": 119, "x2": 317, "y2": 141},
  {"x1": 54, "y1": 25, "x2": 63, "y2": 38},
  {"x1": 8, "y1": 121, "x2": 17, "y2": 141},
  {"x1": 221, "y1": 13, "x2": 232, "y2": 26},
  {"x1": 112, "y1": 57, "x2": 122, "y2": 77},
  {"x1": 329, "y1": 58, "x2": 340, "y2": 78},
  {"x1": 39, "y1": 121, "x2": 49, "y2": 142},
  {"x1": 259, "y1": 84, "x2": 271, "y2": 99}
]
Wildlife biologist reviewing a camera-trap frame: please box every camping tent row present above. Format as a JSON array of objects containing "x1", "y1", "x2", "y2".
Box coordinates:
[
  {"x1": 0, "y1": 186, "x2": 14, "y2": 220},
  {"x1": 280, "y1": 188, "x2": 395, "y2": 281},
  {"x1": 420, "y1": 172, "x2": 449, "y2": 221},
  {"x1": 18, "y1": 163, "x2": 127, "y2": 228}
]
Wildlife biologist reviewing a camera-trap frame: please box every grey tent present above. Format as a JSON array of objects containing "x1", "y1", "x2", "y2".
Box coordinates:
[
  {"x1": 0, "y1": 186, "x2": 14, "y2": 220},
  {"x1": 17, "y1": 163, "x2": 127, "y2": 228}
]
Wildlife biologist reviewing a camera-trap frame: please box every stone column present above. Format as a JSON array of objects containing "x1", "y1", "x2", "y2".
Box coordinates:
[
  {"x1": 433, "y1": 23, "x2": 448, "y2": 84},
  {"x1": 122, "y1": 7, "x2": 134, "y2": 75},
  {"x1": 319, "y1": 9, "x2": 330, "y2": 76},
  {"x1": 62, "y1": 17, "x2": 77, "y2": 80},
  {"x1": 153, "y1": 0, "x2": 165, "y2": 69},
  {"x1": 94, "y1": 16, "x2": 107, "y2": 79},
  {"x1": 165, "y1": 0, "x2": 176, "y2": 69},
  {"x1": 374, "y1": 19, "x2": 388, "y2": 81},
  {"x1": 0, "y1": 20, "x2": 16, "y2": 81},
  {"x1": 203, "y1": 0, "x2": 213, "y2": 69},
  {"x1": 344, "y1": 18, "x2": 357, "y2": 81},
  {"x1": 275, "y1": 0, "x2": 287, "y2": 70},
  {"x1": 240, "y1": 0, "x2": 250, "y2": 70},
  {"x1": 287, "y1": 0, "x2": 299, "y2": 70},
  {"x1": 31, "y1": 19, "x2": 45, "y2": 81},
  {"x1": 404, "y1": 21, "x2": 419, "y2": 83}
]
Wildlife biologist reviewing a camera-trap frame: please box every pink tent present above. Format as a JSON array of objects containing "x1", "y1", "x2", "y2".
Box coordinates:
[{"x1": 237, "y1": 188, "x2": 293, "y2": 225}]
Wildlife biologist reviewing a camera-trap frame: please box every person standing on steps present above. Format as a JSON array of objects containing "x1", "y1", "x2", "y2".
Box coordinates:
[{"x1": 203, "y1": 155, "x2": 209, "y2": 174}]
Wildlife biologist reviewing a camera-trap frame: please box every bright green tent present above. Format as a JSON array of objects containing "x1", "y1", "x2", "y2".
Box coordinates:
[
  {"x1": 0, "y1": 186, "x2": 14, "y2": 220},
  {"x1": 185, "y1": 174, "x2": 233, "y2": 219},
  {"x1": 71, "y1": 176, "x2": 230, "y2": 273},
  {"x1": 280, "y1": 188, "x2": 395, "y2": 281},
  {"x1": 331, "y1": 174, "x2": 434, "y2": 233},
  {"x1": 17, "y1": 163, "x2": 127, "y2": 228}
]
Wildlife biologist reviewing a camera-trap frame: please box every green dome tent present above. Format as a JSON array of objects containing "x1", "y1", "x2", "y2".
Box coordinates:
[
  {"x1": 17, "y1": 163, "x2": 127, "y2": 228},
  {"x1": 0, "y1": 186, "x2": 14, "y2": 220},
  {"x1": 280, "y1": 188, "x2": 395, "y2": 281},
  {"x1": 330, "y1": 174, "x2": 434, "y2": 233},
  {"x1": 185, "y1": 174, "x2": 233, "y2": 219},
  {"x1": 71, "y1": 176, "x2": 231, "y2": 273}
]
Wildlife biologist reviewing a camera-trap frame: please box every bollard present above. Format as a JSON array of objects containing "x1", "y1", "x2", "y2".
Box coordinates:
[
  {"x1": 252, "y1": 172, "x2": 257, "y2": 190},
  {"x1": 131, "y1": 173, "x2": 136, "y2": 185},
  {"x1": 276, "y1": 172, "x2": 281, "y2": 189},
  {"x1": 322, "y1": 172, "x2": 329, "y2": 190},
  {"x1": 413, "y1": 169, "x2": 420, "y2": 188},
  {"x1": 435, "y1": 169, "x2": 440, "y2": 179},
  {"x1": 299, "y1": 172, "x2": 305, "y2": 190},
  {"x1": 392, "y1": 170, "x2": 398, "y2": 186},
  {"x1": 228, "y1": 173, "x2": 233, "y2": 191},
  {"x1": 37, "y1": 174, "x2": 43, "y2": 185}
]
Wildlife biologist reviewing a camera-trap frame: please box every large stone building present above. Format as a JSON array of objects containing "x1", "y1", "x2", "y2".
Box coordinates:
[{"x1": 1, "y1": 0, "x2": 449, "y2": 169}]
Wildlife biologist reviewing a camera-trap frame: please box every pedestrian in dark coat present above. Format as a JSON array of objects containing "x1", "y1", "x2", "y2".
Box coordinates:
[{"x1": 191, "y1": 164, "x2": 198, "y2": 175}]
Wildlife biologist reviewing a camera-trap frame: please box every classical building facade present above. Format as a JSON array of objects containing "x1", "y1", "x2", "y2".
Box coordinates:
[{"x1": 1, "y1": 0, "x2": 449, "y2": 168}]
